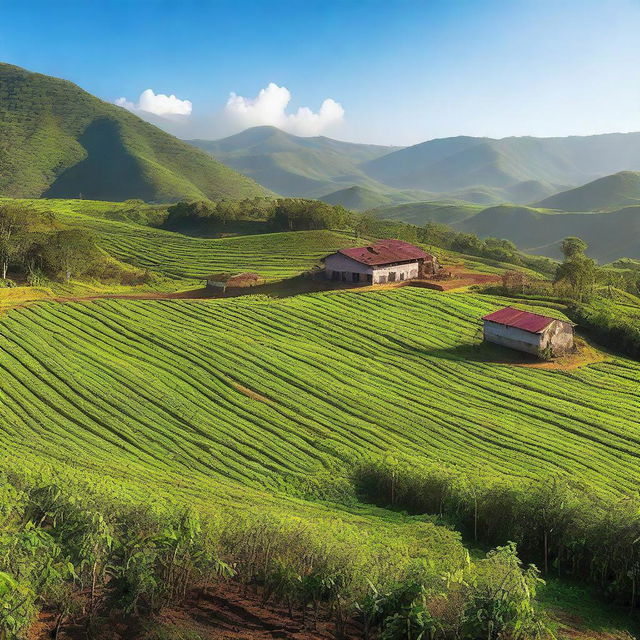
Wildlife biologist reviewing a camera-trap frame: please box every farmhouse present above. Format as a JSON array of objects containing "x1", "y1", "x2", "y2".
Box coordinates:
[
  {"x1": 204, "y1": 272, "x2": 262, "y2": 293},
  {"x1": 323, "y1": 239, "x2": 441, "y2": 284},
  {"x1": 482, "y1": 306, "x2": 575, "y2": 357}
]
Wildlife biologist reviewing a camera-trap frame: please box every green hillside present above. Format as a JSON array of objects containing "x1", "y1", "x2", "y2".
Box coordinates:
[
  {"x1": 361, "y1": 132, "x2": 640, "y2": 194},
  {"x1": 2, "y1": 289, "x2": 639, "y2": 497},
  {"x1": 457, "y1": 204, "x2": 640, "y2": 262},
  {"x1": 536, "y1": 171, "x2": 640, "y2": 211},
  {"x1": 189, "y1": 126, "x2": 399, "y2": 198},
  {"x1": 0, "y1": 63, "x2": 270, "y2": 201},
  {"x1": 318, "y1": 184, "x2": 436, "y2": 210},
  {"x1": 373, "y1": 200, "x2": 483, "y2": 225},
  {"x1": 47, "y1": 207, "x2": 356, "y2": 281},
  {"x1": 371, "y1": 198, "x2": 640, "y2": 262}
]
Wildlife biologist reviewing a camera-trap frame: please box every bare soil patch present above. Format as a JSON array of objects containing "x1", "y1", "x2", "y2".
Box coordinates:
[
  {"x1": 31, "y1": 583, "x2": 357, "y2": 640},
  {"x1": 231, "y1": 381, "x2": 274, "y2": 404}
]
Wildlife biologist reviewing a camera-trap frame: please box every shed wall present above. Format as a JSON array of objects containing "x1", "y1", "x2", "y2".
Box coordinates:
[
  {"x1": 540, "y1": 320, "x2": 574, "y2": 354},
  {"x1": 483, "y1": 321, "x2": 542, "y2": 355},
  {"x1": 483, "y1": 319, "x2": 574, "y2": 356}
]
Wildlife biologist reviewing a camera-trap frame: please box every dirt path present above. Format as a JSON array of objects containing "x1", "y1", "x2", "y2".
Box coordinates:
[{"x1": 51, "y1": 287, "x2": 215, "y2": 304}]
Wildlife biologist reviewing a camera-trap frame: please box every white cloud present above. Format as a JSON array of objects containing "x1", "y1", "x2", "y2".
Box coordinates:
[
  {"x1": 224, "y1": 83, "x2": 344, "y2": 136},
  {"x1": 115, "y1": 89, "x2": 192, "y2": 118}
]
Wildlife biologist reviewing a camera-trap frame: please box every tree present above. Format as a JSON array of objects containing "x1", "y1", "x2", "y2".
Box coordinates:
[
  {"x1": 561, "y1": 237, "x2": 588, "y2": 260},
  {"x1": 43, "y1": 230, "x2": 99, "y2": 282},
  {"x1": 555, "y1": 236, "x2": 597, "y2": 301},
  {"x1": 0, "y1": 204, "x2": 48, "y2": 280}
]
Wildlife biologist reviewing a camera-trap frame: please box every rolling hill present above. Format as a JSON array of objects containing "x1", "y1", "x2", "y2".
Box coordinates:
[
  {"x1": 189, "y1": 126, "x2": 401, "y2": 198},
  {"x1": 0, "y1": 63, "x2": 270, "y2": 201},
  {"x1": 361, "y1": 132, "x2": 640, "y2": 194},
  {"x1": 458, "y1": 204, "x2": 640, "y2": 262},
  {"x1": 371, "y1": 198, "x2": 640, "y2": 262},
  {"x1": 192, "y1": 126, "x2": 640, "y2": 206},
  {"x1": 372, "y1": 200, "x2": 483, "y2": 225},
  {"x1": 536, "y1": 171, "x2": 640, "y2": 211},
  {"x1": 318, "y1": 184, "x2": 437, "y2": 210}
]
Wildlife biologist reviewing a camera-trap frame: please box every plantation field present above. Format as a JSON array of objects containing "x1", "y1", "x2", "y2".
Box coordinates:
[
  {"x1": 60, "y1": 215, "x2": 358, "y2": 281},
  {"x1": 1, "y1": 288, "x2": 639, "y2": 503}
]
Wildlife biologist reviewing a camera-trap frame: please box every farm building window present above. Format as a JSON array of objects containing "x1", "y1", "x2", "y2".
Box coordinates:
[
  {"x1": 378, "y1": 275, "x2": 387, "y2": 283},
  {"x1": 341, "y1": 272, "x2": 347, "y2": 282},
  {"x1": 388, "y1": 272, "x2": 396, "y2": 282},
  {"x1": 352, "y1": 272, "x2": 360, "y2": 282},
  {"x1": 400, "y1": 272, "x2": 405, "y2": 281},
  {"x1": 366, "y1": 274, "x2": 373, "y2": 283}
]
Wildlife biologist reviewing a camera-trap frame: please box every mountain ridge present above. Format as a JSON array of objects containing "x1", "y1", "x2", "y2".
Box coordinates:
[
  {"x1": 194, "y1": 126, "x2": 640, "y2": 205},
  {"x1": 0, "y1": 62, "x2": 271, "y2": 202},
  {"x1": 535, "y1": 171, "x2": 640, "y2": 211}
]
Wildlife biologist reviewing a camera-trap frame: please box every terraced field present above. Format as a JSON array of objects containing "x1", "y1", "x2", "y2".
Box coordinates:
[
  {"x1": 60, "y1": 214, "x2": 356, "y2": 281},
  {"x1": 3, "y1": 197, "x2": 359, "y2": 282},
  {"x1": 1, "y1": 288, "x2": 639, "y2": 501}
]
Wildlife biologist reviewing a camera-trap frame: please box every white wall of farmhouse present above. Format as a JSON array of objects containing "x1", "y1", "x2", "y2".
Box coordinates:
[
  {"x1": 483, "y1": 319, "x2": 574, "y2": 356},
  {"x1": 324, "y1": 253, "x2": 419, "y2": 284}
]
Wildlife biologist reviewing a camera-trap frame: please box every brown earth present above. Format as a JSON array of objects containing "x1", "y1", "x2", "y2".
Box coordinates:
[
  {"x1": 31, "y1": 582, "x2": 358, "y2": 640},
  {"x1": 31, "y1": 582, "x2": 634, "y2": 640}
]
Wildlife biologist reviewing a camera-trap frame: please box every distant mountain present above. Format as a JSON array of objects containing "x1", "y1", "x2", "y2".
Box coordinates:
[
  {"x1": 457, "y1": 204, "x2": 640, "y2": 262},
  {"x1": 318, "y1": 185, "x2": 436, "y2": 210},
  {"x1": 0, "y1": 63, "x2": 270, "y2": 202},
  {"x1": 193, "y1": 127, "x2": 640, "y2": 206},
  {"x1": 535, "y1": 171, "x2": 640, "y2": 211},
  {"x1": 189, "y1": 126, "x2": 400, "y2": 198},
  {"x1": 371, "y1": 199, "x2": 640, "y2": 262},
  {"x1": 361, "y1": 133, "x2": 640, "y2": 195},
  {"x1": 372, "y1": 200, "x2": 483, "y2": 226}
]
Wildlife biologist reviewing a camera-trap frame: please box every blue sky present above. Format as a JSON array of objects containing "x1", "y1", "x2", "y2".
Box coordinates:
[{"x1": 1, "y1": 0, "x2": 639, "y2": 144}]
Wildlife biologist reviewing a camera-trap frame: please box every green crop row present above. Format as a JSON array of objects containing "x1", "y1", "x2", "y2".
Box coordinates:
[{"x1": 0, "y1": 288, "x2": 639, "y2": 503}]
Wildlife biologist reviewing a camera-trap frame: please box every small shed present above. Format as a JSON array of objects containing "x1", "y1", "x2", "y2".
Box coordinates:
[
  {"x1": 482, "y1": 306, "x2": 575, "y2": 358},
  {"x1": 204, "y1": 272, "x2": 262, "y2": 293}
]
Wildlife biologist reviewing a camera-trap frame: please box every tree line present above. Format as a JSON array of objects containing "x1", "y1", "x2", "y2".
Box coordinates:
[
  {"x1": 163, "y1": 198, "x2": 353, "y2": 233},
  {"x1": 354, "y1": 457, "x2": 640, "y2": 611}
]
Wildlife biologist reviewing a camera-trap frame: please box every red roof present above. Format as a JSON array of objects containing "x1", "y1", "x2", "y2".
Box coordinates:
[
  {"x1": 482, "y1": 306, "x2": 568, "y2": 334},
  {"x1": 337, "y1": 239, "x2": 429, "y2": 266}
]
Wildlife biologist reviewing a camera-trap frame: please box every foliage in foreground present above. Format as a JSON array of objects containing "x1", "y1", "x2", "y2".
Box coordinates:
[{"x1": 0, "y1": 470, "x2": 552, "y2": 639}]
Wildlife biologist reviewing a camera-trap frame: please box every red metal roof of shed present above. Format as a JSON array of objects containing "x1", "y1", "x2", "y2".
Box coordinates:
[
  {"x1": 482, "y1": 306, "x2": 566, "y2": 334},
  {"x1": 338, "y1": 239, "x2": 429, "y2": 266}
]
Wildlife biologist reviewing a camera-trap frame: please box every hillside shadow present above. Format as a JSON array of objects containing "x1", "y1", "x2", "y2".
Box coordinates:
[
  {"x1": 45, "y1": 117, "x2": 154, "y2": 201},
  {"x1": 388, "y1": 336, "x2": 604, "y2": 371},
  {"x1": 385, "y1": 336, "x2": 542, "y2": 366}
]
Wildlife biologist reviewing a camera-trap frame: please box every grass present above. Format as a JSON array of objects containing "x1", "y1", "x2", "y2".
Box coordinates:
[
  {"x1": 540, "y1": 579, "x2": 637, "y2": 639},
  {"x1": 2, "y1": 197, "x2": 362, "y2": 283}
]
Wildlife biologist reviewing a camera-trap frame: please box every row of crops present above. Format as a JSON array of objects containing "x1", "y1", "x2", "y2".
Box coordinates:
[
  {"x1": 55, "y1": 208, "x2": 357, "y2": 280},
  {"x1": 1, "y1": 288, "x2": 639, "y2": 500}
]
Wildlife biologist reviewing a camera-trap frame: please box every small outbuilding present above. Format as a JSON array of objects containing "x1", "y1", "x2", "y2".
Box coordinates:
[
  {"x1": 482, "y1": 307, "x2": 575, "y2": 358},
  {"x1": 204, "y1": 272, "x2": 262, "y2": 294},
  {"x1": 323, "y1": 239, "x2": 441, "y2": 285}
]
